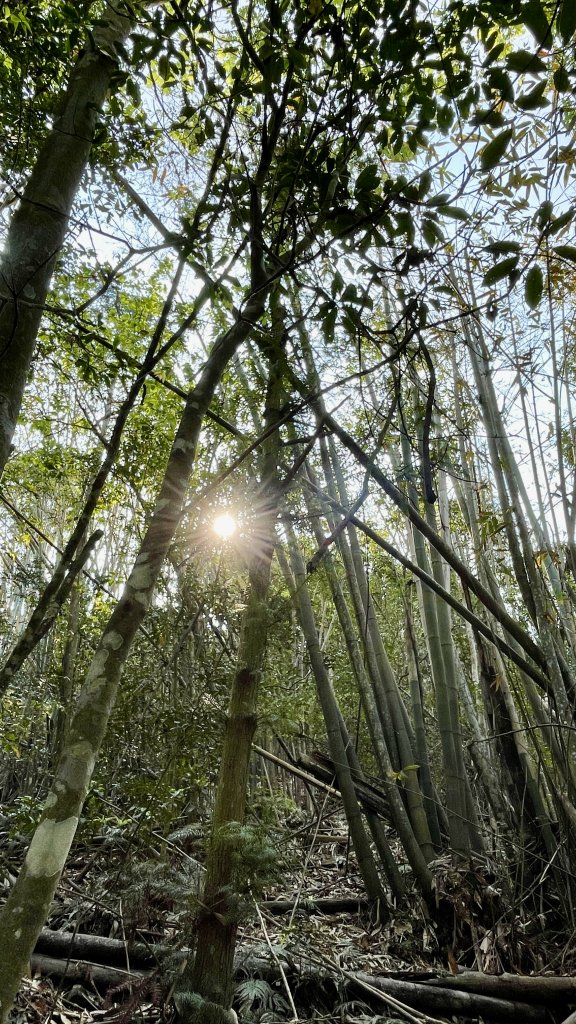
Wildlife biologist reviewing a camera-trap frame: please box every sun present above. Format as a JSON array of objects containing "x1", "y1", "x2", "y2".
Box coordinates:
[{"x1": 212, "y1": 512, "x2": 237, "y2": 540}]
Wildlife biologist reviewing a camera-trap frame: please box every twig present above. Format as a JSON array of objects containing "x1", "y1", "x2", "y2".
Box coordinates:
[
  {"x1": 252, "y1": 897, "x2": 299, "y2": 1022},
  {"x1": 301, "y1": 946, "x2": 449, "y2": 1024}
]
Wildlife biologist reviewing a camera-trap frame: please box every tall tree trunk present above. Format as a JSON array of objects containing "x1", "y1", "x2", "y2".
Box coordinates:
[
  {"x1": 178, "y1": 326, "x2": 284, "y2": 1024},
  {"x1": 0, "y1": 283, "x2": 270, "y2": 1022},
  {"x1": 397, "y1": 427, "x2": 471, "y2": 860},
  {"x1": 0, "y1": 0, "x2": 143, "y2": 477},
  {"x1": 403, "y1": 595, "x2": 443, "y2": 848},
  {"x1": 303, "y1": 482, "x2": 409, "y2": 894},
  {"x1": 280, "y1": 530, "x2": 390, "y2": 905}
]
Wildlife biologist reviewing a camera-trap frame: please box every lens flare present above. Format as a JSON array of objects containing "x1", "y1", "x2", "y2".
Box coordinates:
[{"x1": 212, "y1": 512, "x2": 237, "y2": 539}]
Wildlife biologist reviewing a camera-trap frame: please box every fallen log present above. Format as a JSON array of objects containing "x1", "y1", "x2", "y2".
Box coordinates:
[
  {"x1": 31, "y1": 954, "x2": 146, "y2": 988},
  {"x1": 35, "y1": 929, "x2": 159, "y2": 968},
  {"x1": 262, "y1": 897, "x2": 369, "y2": 915},
  {"x1": 34, "y1": 894, "x2": 369, "y2": 964},
  {"x1": 423, "y1": 969, "x2": 576, "y2": 1004},
  {"x1": 296, "y1": 752, "x2": 390, "y2": 819},
  {"x1": 254, "y1": 744, "x2": 391, "y2": 820},
  {"x1": 252, "y1": 744, "x2": 341, "y2": 800},
  {"x1": 30, "y1": 936, "x2": 552, "y2": 1023},
  {"x1": 351, "y1": 971, "x2": 549, "y2": 1024}
]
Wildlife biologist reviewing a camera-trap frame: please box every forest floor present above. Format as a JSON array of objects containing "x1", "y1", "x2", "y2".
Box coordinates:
[{"x1": 3, "y1": 807, "x2": 576, "y2": 1024}]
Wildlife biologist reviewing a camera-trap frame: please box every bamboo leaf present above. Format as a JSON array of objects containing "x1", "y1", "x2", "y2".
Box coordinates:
[
  {"x1": 483, "y1": 255, "x2": 519, "y2": 285},
  {"x1": 525, "y1": 265, "x2": 543, "y2": 308},
  {"x1": 558, "y1": 0, "x2": 576, "y2": 43},
  {"x1": 479, "y1": 129, "x2": 514, "y2": 171},
  {"x1": 553, "y1": 245, "x2": 576, "y2": 262}
]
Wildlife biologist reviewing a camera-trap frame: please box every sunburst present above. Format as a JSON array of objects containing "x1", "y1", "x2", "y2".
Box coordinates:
[{"x1": 212, "y1": 511, "x2": 237, "y2": 540}]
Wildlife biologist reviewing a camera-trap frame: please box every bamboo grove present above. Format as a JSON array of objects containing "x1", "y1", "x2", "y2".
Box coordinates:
[{"x1": 1, "y1": 0, "x2": 576, "y2": 1020}]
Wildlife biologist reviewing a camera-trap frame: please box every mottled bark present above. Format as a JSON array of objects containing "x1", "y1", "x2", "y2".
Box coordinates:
[{"x1": 0, "y1": 1, "x2": 144, "y2": 477}]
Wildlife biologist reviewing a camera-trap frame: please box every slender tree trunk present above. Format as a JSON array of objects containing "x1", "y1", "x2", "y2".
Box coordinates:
[
  {"x1": 179, "y1": 328, "x2": 284, "y2": 1024},
  {"x1": 403, "y1": 596, "x2": 443, "y2": 848},
  {"x1": 302, "y1": 482, "x2": 409, "y2": 894},
  {"x1": 397, "y1": 427, "x2": 470, "y2": 859},
  {"x1": 334, "y1": 706, "x2": 405, "y2": 903},
  {"x1": 280, "y1": 530, "x2": 389, "y2": 904},
  {"x1": 50, "y1": 584, "x2": 82, "y2": 766},
  {"x1": 0, "y1": 0, "x2": 143, "y2": 477},
  {"x1": 0, "y1": 284, "x2": 270, "y2": 1022},
  {"x1": 0, "y1": 261, "x2": 187, "y2": 698}
]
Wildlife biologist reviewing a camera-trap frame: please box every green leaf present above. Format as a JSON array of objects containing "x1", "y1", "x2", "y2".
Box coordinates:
[
  {"x1": 483, "y1": 255, "x2": 520, "y2": 285},
  {"x1": 437, "y1": 104, "x2": 454, "y2": 133},
  {"x1": 470, "y1": 108, "x2": 506, "y2": 129},
  {"x1": 553, "y1": 245, "x2": 576, "y2": 262},
  {"x1": 553, "y1": 67, "x2": 571, "y2": 92},
  {"x1": 525, "y1": 265, "x2": 543, "y2": 308},
  {"x1": 546, "y1": 208, "x2": 574, "y2": 235},
  {"x1": 342, "y1": 284, "x2": 358, "y2": 302},
  {"x1": 439, "y1": 206, "x2": 469, "y2": 221},
  {"x1": 485, "y1": 67, "x2": 514, "y2": 102},
  {"x1": 505, "y1": 50, "x2": 547, "y2": 73},
  {"x1": 125, "y1": 77, "x2": 141, "y2": 106},
  {"x1": 422, "y1": 218, "x2": 444, "y2": 246},
  {"x1": 558, "y1": 0, "x2": 576, "y2": 44},
  {"x1": 330, "y1": 270, "x2": 344, "y2": 297},
  {"x1": 485, "y1": 240, "x2": 521, "y2": 255},
  {"x1": 355, "y1": 164, "x2": 380, "y2": 194},
  {"x1": 395, "y1": 210, "x2": 415, "y2": 243},
  {"x1": 479, "y1": 129, "x2": 514, "y2": 171},
  {"x1": 427, "y1": 193, "x2": 451, "y2": 207},
  {"x1": 516, "y1": 80, "x2": 548, "y2": 110},
  {"x1": 523, "y1": 0, "x2": 552, "y2": 45},
  {"x1": 157, "y1": 54, "x2": 171, "y2": 81},
  {"x1": 536, "y1": 200, "x2": 553, "y2": 228}
]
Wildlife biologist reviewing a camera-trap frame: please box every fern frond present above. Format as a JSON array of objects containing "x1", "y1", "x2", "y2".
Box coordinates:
[
  {"x1": 235, "y1": 977, "x2": 275, "y2": 1013},
  {"x1": 168, "y1": 822, "x2": 205, "y2": 844}
]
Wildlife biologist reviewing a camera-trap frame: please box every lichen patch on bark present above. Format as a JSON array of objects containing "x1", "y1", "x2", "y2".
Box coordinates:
[
  {"x1": 59, "y1": 740, "x2": 96, "y2": 787},
  {"x1": 25, "y1": 817, "x2": 79, "y2": 877},
  {"x1": 85, "y1": 647, "x2": 110, "y2": 682},
  {"x1": 130, "y1": 563, "x2": 153, "y2": 590},
  {"x1": 104, "y1": 631, "x2": 124, "y2": 650},
  {"x1": 173, "y1": 437, "x2": 193, "y2": 452}
]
